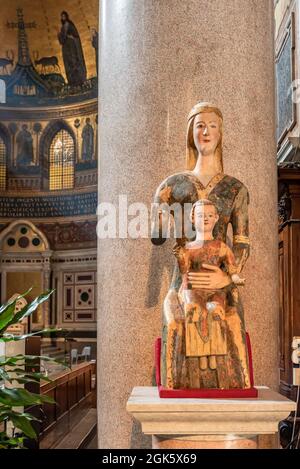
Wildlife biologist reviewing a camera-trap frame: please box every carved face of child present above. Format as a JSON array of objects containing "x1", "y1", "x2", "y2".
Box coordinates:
[
  {"x1": 193, "y1": 203, "x2": 219, "y2": 235},
  {"x1": 193, "y1": 112, "x2": 221, "y2": 156}
]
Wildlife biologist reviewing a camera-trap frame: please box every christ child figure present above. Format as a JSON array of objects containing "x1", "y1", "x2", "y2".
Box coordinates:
[{"x1": 173, "y1": 199, "x2": 244, "y2": 371}]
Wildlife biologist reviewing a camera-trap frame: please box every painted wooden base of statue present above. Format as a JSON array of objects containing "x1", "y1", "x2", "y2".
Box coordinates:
[
  {"x1": 151, "y1": 102, "x2": 257, "y2": 393},
  {"x1": 154, "y1": 336, "x2": 258, "y2": 398}
]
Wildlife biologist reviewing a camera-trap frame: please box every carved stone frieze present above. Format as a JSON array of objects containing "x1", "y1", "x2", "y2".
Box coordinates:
[{"x1": 36, "y1": 220, "x2": 97, "y2": 250}]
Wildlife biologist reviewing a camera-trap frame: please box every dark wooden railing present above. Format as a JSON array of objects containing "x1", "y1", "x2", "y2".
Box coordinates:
[{"x1": 40, "y1": 361, "x2": 95, "y2": 435}]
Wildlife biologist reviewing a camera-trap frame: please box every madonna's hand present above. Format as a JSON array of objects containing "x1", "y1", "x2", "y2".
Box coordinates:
[{"x1": 187, "y1": 264, "x2": 231, "y2": 290}]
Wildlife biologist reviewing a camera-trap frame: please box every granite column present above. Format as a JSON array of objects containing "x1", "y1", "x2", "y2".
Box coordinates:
[{"x1": 98, "y1": 0, "x2": 277, "y2": 448}]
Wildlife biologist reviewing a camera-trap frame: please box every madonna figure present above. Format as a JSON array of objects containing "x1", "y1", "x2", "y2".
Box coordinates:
[{"x1": 151, "y1": 102, "x2": 251, "y2": 390}]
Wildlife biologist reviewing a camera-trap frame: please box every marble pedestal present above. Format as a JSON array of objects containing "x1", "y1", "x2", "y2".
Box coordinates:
[{"x1": 127, "y1": 386, "x2": 296, "y2": 449}]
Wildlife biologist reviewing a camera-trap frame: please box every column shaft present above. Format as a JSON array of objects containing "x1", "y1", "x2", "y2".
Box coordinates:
[{"x1": 98, "y1": 0, "x2": 277, "y2": 448}]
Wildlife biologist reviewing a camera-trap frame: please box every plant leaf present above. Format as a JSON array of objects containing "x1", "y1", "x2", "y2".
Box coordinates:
[
  {"x1": 0, "y1": 388, "x2": 55, "y2": 406},
  {"x1": 0, "y1": 368, "x2": 10, "y2": 380},
  {"x1": 0, "y1": 409, "x2": 40, "y2": 422},
  {"x1": 9, "y1": 414, "x2": 37, "y2": 439},
  {"x1": 0, "y1": 433, "x2": 25, "y2": 448},
  {"x1": 0, "y1": 301, "x2": 17, "y2": 333},
  {"x1": 0, "y1": 288, "x2": 32, "y2": 316},
  {"x1": 0, "y1": 354, "x2": 67, "y2": 367},
  {"x1": 6, "y1": 377, "x2": 43, "y2": 385},
  {"x1": 3, "y1": 290, "x2": 54, "y2": 332},
  {"x1": 0, "y1": 328, "x2": 61, "y2": 342},
  {"x1": 0, "y1": 410, "x2": 37, "y2": 439},
  {"x1": 7, "y1": 371, "x2": 51, "y2": 383}
]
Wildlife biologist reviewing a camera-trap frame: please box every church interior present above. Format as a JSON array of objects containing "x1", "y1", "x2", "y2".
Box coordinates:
[
  {"x1": 0, "y1": 0, "x2": 300, "y2": 453},
  {"x1": 0, "y1": 0, "x2": 98, "y2": 449}
]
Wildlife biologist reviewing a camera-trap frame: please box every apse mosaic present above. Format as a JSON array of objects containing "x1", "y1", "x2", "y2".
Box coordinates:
[
  {"x1": 0, "y1": 3, "x2": 98, "y2": 105},
  {"x1": 0, "y1": 2, "x2": 98, "y2": 196}
]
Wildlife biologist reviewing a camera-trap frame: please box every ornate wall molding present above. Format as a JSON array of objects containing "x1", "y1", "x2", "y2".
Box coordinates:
[
  {"x1": 7, "y1": 176, "x2": 41, "y2": 191},
  {"x1": 75, "y1": 169, "x2": 97, "y2": 187},
  {"x1": 37, "y1": 220, "x2": 97, "y2": 250},
  {"x1": 0, "y1": 99, "x2": 97, "y2": 121}
]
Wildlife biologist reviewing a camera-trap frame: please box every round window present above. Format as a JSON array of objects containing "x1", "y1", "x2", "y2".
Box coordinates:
[
  {"x1": 32, "y1": 237, "x2": 41, "y2": 247},
  {"x1": 7, "y1": 238, "x2": 16, "y2": 247},
  {"x1": 18, "y1": 237, "x2": 30, "y2": 248}
]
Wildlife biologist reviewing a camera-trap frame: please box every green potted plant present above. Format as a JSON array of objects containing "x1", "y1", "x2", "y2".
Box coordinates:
[{"x1": 0, "y1": 289, "x2": 61, "y2": 449}]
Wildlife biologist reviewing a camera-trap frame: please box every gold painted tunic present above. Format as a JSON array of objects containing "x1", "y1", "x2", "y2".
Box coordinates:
[{"x1": 176, "y1": 239, "x2": 236, "y2": 360}]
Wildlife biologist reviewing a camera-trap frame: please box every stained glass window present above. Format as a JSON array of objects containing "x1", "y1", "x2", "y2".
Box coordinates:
[
  {"x1": 49, "y1": 129, "x2": 74, "y2": 190},
  {"x1": 0, "y1": 136, "x2": 7, "y2": 191}
]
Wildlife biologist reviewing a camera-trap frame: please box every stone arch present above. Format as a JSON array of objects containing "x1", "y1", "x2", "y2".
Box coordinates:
[
  {"x1": 0, "y1": 220, "x2": 52, "y2": 329},
  {"x1": 0, "y1": 219, "x2": 50, "y2": 253},
  {"x1": 39, "y1": 119, "x2": 76, "y2": 190}
]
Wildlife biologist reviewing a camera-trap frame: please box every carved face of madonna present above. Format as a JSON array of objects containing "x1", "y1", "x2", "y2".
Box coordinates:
[
  {"x1": 194, "y1": 204, "x2": 219, "y2": 235},
  {"x1": 193, "y1": 112, "x2": 221, "y2": 156}
]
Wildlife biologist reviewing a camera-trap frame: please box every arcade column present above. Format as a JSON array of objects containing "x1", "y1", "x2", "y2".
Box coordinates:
[{"x1": 98, "y1": 0, "x2": 278, "y2": 448}]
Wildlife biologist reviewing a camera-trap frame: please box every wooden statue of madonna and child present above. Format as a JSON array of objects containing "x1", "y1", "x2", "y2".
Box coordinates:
[{"x1": 151, "y1": 102, "x2": 257, "y2": 397}]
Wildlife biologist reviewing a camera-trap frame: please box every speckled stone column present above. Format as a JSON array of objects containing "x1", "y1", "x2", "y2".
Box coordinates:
[{"x1": 98, "y1": 0, "x2": 277, "y2": 448}]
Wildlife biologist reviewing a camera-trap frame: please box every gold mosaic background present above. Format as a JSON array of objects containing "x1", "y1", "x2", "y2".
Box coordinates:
[{"x1": 0, "y1": 0, "x2": 99, "y2": 81}]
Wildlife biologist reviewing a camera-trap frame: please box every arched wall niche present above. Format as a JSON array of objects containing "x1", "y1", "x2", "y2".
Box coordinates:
[
  {"x1": 0, "y1": 219, "x2": 52, "y2": 329},
  {"x1": 39, "y1": 119, "x2": 76, "y2": 191},
  {"x1": 0, "y1": 219, "x2": 50, "y2": 253}
]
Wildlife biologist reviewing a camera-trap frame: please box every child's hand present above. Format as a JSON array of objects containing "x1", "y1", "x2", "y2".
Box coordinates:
[
  {"x1": 172, "y1": 244, "x2": 182, "y2": 259},
  {"x1": 231, "y1": 274, "x2": 245, "y2": 286}
]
